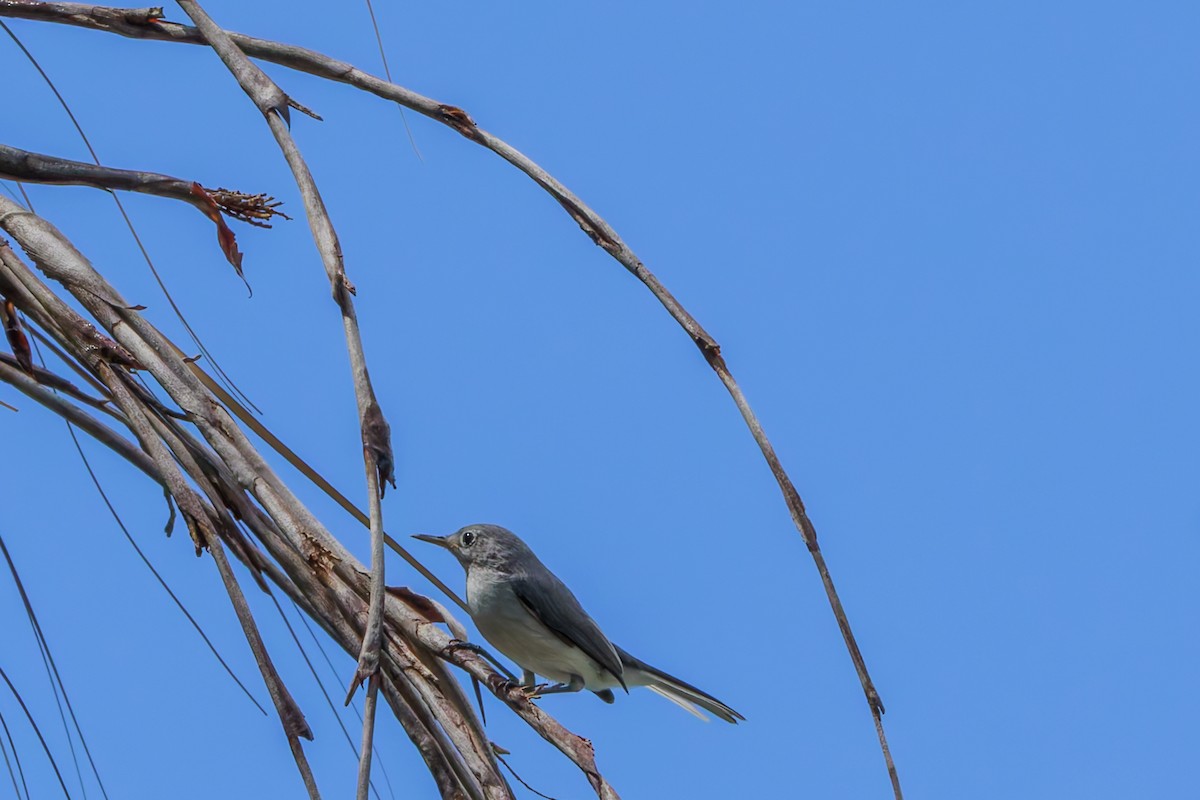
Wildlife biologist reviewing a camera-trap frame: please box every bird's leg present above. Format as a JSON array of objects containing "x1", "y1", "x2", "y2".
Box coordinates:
[
  {"x1": 498, "y1": 669, "x2": 537, "y2": 696},
  {"x1": 492, "y1": 669, "x2": 540, "y2": 704},
  {"x1": 442, "y1": 639, "x2": 518, "y2": 682},
  {"x1": 527, "y1": 674, "x2": 586, "y2": 697},
  {"x1": 488, "y1": 669, "x2": 540, "y2": 708}
]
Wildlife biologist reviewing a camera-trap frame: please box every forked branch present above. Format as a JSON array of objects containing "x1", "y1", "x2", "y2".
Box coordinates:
[
  {"x1": 0, "y1": 197, "x2": 617, "y2": 797},
  {"x1": 0, "y1": 2, "x2": 901, "y2": 796}
]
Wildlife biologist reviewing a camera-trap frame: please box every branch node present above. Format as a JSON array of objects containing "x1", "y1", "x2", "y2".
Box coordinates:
[
  {"x1": 559, "y1": 199, "x2": 618, "y2": 251},
  {"x1": 335, "y1": 273, "x2": 357, "y2": 305},
  {"x1": 361, "y1": 401, "x2": 395, "y2": 498},
  {"x1": 123, "y1": 7, "x2": 165, "y2": 25},
  {"x1": 437, "y1": 104, "x2": 483, "y2": 142}
]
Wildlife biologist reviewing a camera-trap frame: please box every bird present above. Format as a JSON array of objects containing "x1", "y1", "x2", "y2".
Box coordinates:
[{"x1": 413, "y1": 523, "x2": 744, "y2": 724}]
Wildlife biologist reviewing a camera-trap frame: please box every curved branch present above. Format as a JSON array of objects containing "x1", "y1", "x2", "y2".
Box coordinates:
[{"x1": 0, "y1": 4, "x2": 900, "y2": 794}]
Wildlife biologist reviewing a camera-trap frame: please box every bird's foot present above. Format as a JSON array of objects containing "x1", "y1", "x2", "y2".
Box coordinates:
[{"x1": 492, "y1": 677, "x2": 539, "y2": 702}]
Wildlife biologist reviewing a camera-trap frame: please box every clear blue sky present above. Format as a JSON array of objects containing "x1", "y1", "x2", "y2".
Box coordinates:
[{"x1": 1, "y1": 2, "x2": 1197, "y2": 798}]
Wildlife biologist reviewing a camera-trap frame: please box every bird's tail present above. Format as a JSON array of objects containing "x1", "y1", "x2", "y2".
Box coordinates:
[{"x1": 615, "y1": 645, "x2": 744, "y2": 724}]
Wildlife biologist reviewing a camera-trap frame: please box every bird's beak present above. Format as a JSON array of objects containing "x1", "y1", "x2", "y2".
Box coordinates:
[{"x1": 412, "y1": 533, "x2": 452, "y2": 550}]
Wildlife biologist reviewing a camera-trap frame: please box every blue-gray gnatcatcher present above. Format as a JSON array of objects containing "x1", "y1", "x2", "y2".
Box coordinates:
[{"x1": 414, "y1": 524, "x2": 743, "y2": 724}]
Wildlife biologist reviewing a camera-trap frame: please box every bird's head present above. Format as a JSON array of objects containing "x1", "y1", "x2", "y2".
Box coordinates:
[{"x1": 413, "y1": 523, "x2": 532, "y2": 571}]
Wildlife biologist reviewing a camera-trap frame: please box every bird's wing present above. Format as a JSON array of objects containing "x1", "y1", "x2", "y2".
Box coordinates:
[{"x1": 512, "y1": 571, "x2": 627, "y2": 690}]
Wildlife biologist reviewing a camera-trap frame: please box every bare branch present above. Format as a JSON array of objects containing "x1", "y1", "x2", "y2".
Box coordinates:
[
  {"x1": 0, "y1": 142, "x2": 283, "y2": 275},
  {"x1": 0, "y1": 6, "x2": 906, "y2": 795},
  {"x1": 0, "y1": 358, "x2": 154, "y2": 478},
  {"x1": 0, "y1": 194, "x2": 612, "y2": 798},
  {"x1": 0, "y1": 143, "x2": 277, "y2": 218},
  {"x1": 0, "y1": 4, "x2": 899, "y2": 791}
]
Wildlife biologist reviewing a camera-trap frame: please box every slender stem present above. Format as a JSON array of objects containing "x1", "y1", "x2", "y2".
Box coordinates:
[
  {"x1": 356, "y1": 673, "x2": 380, "y2": 800},
  {"x1": 355, "y1": 451, "x2": 387, "y2": 799},
  {"x1": 0, "y1": 663, "x2": 72, "y2": 798}
]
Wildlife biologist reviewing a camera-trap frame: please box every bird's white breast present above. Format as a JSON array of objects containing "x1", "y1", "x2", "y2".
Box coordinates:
[{"x1": 466, "y1": 566, "x2": 617, "y2": 689}]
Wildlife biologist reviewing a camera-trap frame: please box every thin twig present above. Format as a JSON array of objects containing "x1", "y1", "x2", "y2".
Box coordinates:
[
  {"x1": 494, "y1": 749, "x2": 559, "y2": 800},
  {"x1": 4, "y1": 553, "x2": 88, "y2": 800},
  {"x1": 356, "y1": 673, "x2": 381, "y2": 800},
  {"x1": 0, "y1": 711, "x2": 23, "y2": 800},
  {"x1": 0, "y1": 358, "x2": 154, "y2": 475},
  {"x1": 0, "y1": 531, "x2": 109, "y2": 798},
  {"x1": 64, "y1": 419, "x2": 268, "y2": 715},
  {"x1": 360, "y1": 0, "x2": 421, "y2": 160},
  {"x1": 0, "y1": 661, "x2": 73, "y2": 798},
  {"x1": 0, "y1": 351, "x2": 107, "y2": 409}
]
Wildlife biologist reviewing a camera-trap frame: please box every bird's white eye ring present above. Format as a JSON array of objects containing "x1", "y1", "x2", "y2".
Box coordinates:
[{"x1": 461, "y1": 530, "x2": 477, "y2": 547}]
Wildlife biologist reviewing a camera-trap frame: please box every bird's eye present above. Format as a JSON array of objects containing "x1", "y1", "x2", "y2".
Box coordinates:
[{"x1": 461, "y1": 530, "x2": 476, "y2": 547}]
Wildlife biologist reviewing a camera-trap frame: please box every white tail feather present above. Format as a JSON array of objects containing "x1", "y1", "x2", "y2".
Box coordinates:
[
  {"x1": 619, "y1": 647, "x2": 743, "y2": 723},
  {"x1": 645, "y1": 684, "x2": 711, "y2": 722}
]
